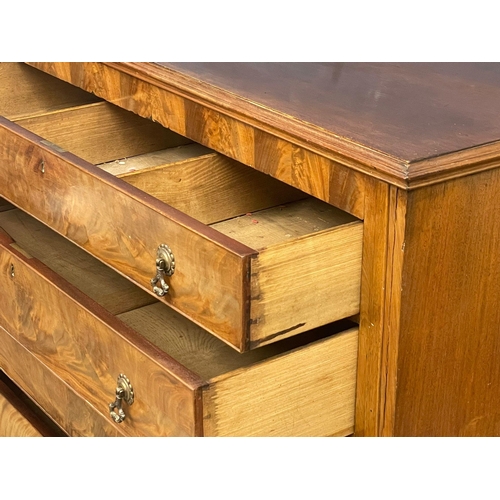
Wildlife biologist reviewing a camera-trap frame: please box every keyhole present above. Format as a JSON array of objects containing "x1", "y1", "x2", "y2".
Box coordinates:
[
  {"x1": 10, "y1": 264, "x2": 14, "y2": 278},
  {"x1": 40, "y1": 161, "x2": 45, "y2": 174}
]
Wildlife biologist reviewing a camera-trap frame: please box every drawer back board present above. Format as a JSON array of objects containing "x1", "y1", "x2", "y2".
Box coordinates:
[
  {"x1": 0, "y1": 63, "x2": 363, "y2": 352},
  {"x1": 0, "y1": 371, "x2": 66, "y2": 437}
]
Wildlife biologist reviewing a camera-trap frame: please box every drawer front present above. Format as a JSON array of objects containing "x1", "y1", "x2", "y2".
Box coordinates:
[
  {"x1": 0, "y1": 228, "x2": 204, "y2": 437},
  {"x1": 0, "y1": 371, "x2": 66, "y2": 437},
  {"x1": 0, "y1": 118, "x2": 252, "y2": 350}
]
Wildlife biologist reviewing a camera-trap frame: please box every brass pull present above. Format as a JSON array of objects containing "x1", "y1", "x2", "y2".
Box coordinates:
[
  {"x1": 108, "y1": 374, "x2": 134, "y2": 424},
  {"x1": 150, "y1": 244, "x2": 175, "y2": 296}
]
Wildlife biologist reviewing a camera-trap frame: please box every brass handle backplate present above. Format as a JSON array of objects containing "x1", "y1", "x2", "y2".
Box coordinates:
[
  {"x1": 108, "y1": 374, "x2": 134, "y2": 424},
  {"x1": 150, "y1": 244, "x2": 175, "y2": 297}
]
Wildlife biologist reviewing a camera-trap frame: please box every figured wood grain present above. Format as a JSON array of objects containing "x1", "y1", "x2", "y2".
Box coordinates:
[
  {"x1": 27, "y1": 62, "x2": 369, "y2": 214},
  {"x1": 0, "y1": 118, "x2": 254, "y2": 350},
  {"x1": 0, "y1": 326, "x2": 121, "y2": 436},
  {"x1": 27, "y1": 62, "x2": 189, "y2": 134},
  {"x1": 395, "y1": 169, "x2": 500, "y2": 436},
  {"x1": 254, "y1": 130, "x2": 367, "y2": 218},
  {"x1": 0, "y1": 390, "x2": 42, "y2": 437},
  {"x1": 110, "y1": 150, "x2": 305, "y2": 225},
  {"x1": 0, "y1": 372, "x2": 65, "y2": 437},
  {"x1": 202, "y1": 328, "x2": 358, "y2": 437},
  {"x1": 0, "y1": 209, "x2": 155, "y2": 315},
  {"x1": 98, "y1": 144, "x2": 211, "y2": 176},
  {"x1": 184, "y1": 100, "x2": 255, "y2": 166},
  {"x1": 0, "y1": 233, "x2": 206, "y2": 436},
  {"x1": 0, "y1": 62, "x2": 100, "y2": 121},
  {"x1": 14, "y1": 101, "x2": 190, "y2": 165}
]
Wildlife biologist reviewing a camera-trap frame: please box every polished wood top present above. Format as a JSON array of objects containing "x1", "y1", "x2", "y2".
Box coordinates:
[{"x1": 158, "y1": 63, "x2": 500, "y2": 163}]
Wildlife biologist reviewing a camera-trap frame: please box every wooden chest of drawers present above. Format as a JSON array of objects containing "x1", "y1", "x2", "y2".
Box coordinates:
[
  {"x1": 0, "y1": 63, "x2": 360, "y2": 436},
  {"x1": 2, "y1": 62, "x2": 500, "y2": 436}
]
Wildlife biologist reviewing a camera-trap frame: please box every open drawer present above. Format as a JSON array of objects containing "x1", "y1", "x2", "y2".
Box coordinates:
[
  {"x1": 0, "y1": 62, "x2": 363, "y2": 352},
  {"x1": 0, "y1": 208, "x2": 358, "y2": 436}
]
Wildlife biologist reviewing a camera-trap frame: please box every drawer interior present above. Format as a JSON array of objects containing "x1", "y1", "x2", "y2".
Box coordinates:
[
  {"x1": 0, "y1": 208, "x2": 357, "y2": 436},
  {"x1": 0, "y1": 62, "x2": 363, "y2": 352},
  {"x1": 0, "y1": 62, "x2": 355, "y2": 233},
  {"x1": 0, "y1": 63, "x2": 100, "y2": 120},
  {"x1": 0, "y1": 62, "x2": 305, "y2": 225},
  {"x1": 19, "y1": 101, "x2": 355, "y2": 233}
]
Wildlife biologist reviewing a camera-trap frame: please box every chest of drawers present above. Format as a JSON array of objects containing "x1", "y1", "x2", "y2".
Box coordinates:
[{"x1": 1, "y1": 62, "x2": 500, "y2": 436}]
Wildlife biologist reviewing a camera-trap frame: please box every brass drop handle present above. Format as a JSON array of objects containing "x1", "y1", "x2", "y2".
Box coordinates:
[
  {"x1": 108, "y1": 374, "x2": 134, "y2": 424},
  {"x1": 151, "y1": 244, "x2": 175, "y2": 296}
]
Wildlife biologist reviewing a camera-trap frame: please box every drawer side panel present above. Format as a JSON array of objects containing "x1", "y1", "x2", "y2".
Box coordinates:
[
  {"x1": 0, "y1": 63, "x2": 100, "y2": 121},
  {"x1": 202, "y1": 328, "x2": 358, "y2": 437},
  {"x1": 250, "y1": 223, "x2": 363, "y2": 347}
]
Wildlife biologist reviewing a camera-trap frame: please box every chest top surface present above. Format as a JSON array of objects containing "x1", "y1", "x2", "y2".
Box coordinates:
[
  {"x1": 158, "y1": 63, "x2": 500, "y2": 162},
  {"x1": 152, "y1": 62, "x2": 500, "y2": 186}
]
